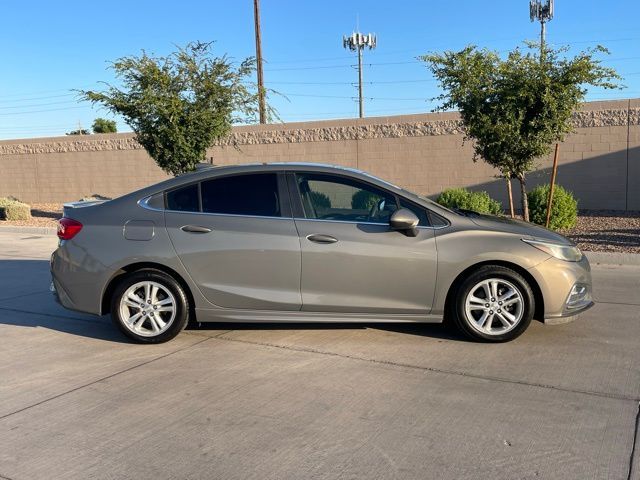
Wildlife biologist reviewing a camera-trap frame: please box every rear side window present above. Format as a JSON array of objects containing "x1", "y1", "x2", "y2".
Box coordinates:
[
  {"x1": 166, "y1": 184, "x2": 199, "y2": 212},
  {"x1": 201, "y1": 173, "x2": 281, "y2": 217}
]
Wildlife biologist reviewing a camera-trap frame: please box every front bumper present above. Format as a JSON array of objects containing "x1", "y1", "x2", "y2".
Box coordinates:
[{"x1": 527, "y1": 254, "x2": 595, "y2": 320}]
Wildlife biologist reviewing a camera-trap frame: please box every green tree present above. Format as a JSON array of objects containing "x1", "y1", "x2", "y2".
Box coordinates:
[
  {"x1": 79, "y1": 42, "x2": 265, "y2": 176},
  {"x1": 92, "y1": 118, "x2": 117, "y2": 133},
  {"x1": 66, "y1": 129, "x2": 90, "y2": 135},
  {"x1": 421, "y1": 44, "x2": 619, "y2": 221}
]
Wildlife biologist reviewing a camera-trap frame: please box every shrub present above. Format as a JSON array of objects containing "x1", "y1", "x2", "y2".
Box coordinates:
[
  {"x1": 436, "y1": 188, "x2": 502, "y2": 215},
  {"x1": 0, "y1": 197, "x2": 32, "y2": 221},
  {"x1": 79, "y1": 194, "x2": 112, "y2": 202},
  {"x1": 351, "y1": 190, "x2": 378, "y2": 210},
  {"x1": 309, "y1": 191, "x2": 331, "y2": 209},
  {"x1": 528, "y1": 184, "x2": 578, "y2": 230}
]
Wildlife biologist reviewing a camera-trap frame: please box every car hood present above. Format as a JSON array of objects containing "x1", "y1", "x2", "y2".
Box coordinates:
[{"x1": 469, "y1": 214, "x2": 574, "y2": 245}]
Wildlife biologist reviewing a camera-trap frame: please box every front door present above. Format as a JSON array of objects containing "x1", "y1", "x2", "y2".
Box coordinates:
[
  {"x1": 165, "y1": 172, "x2": 302, "y2": 311},
  {"x1": 290, "y1": 172, "x2": 438, "y2": 314}
]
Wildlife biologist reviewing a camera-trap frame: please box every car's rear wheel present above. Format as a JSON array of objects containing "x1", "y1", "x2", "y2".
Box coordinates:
[
  {"x1": 451, "y1": 265, "x2": 534, "y2": 342},
  {"x1": 110, "y1": 270, "x2": 189, "y2": 343}
]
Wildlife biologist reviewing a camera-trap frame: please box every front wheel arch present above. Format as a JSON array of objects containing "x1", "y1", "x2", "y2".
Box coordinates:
[{"x1": 444, "y1": 260, "x2": 545, "y2": 323}]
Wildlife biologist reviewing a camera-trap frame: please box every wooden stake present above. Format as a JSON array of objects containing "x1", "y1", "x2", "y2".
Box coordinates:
[
  {"x1": 506, "y1": 175, "x2": 515, "y2": 218},
  {"x1": 545, "y1": 143, "x2": 560, "y2": 228}
]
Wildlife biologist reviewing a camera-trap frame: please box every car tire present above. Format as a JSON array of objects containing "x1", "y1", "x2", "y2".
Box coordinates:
[
  {"x1": 110, "y1": 269, "x2": 189, "y2": 344},
  {"x1": 451, "y1": 265, "x2": 534, "y2": 342}
]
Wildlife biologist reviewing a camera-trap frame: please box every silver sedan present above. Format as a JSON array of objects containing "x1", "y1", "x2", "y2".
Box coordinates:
[{"x1": 51, "y1": 163, "x2": 593, "y2": 343}]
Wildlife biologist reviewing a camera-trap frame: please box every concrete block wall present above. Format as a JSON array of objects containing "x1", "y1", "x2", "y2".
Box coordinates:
[{"x1": 0, "y1": 99, "x2": 638, "y2": 210}]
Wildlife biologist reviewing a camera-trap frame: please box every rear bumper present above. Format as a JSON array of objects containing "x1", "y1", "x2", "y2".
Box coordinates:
[{"x1": 50, "y1": 246, "x2": 110, "y2": 316}]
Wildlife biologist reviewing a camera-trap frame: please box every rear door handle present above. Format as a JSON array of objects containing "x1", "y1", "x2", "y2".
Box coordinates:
[
  {"x1": 181, "y1": 225, "x2": 212, "y2": 234},
  {"x1": 306, "y1": 234, "x2": 338, "y2": 244}
]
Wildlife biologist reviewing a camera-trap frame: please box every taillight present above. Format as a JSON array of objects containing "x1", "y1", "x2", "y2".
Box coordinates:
[{"x1": 57, "y1": 218, "x2": 83, "y2": 240}]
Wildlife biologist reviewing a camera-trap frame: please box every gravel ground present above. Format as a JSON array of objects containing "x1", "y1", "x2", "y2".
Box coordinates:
[
  {"x1": 1, "y1": 203, "x2": 62, "y2": 227},
  {"x1": 1, "y1": 204, "x2": 639, "y2": 254},
  {"x1": 561, "y1": 210, "x2": 640, "y2": 254}
]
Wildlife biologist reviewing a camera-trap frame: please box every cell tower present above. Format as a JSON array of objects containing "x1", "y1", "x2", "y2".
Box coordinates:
[
  {"x1": 530, "y1": 0, "x2": 554, "y2": 52},
  {"x1": 343, "y1": 31, "x2": 377, "y2": 118}
]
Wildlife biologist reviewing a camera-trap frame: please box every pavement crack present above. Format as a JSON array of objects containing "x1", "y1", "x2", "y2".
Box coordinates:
[
  {"x1": 595, "y1": 300, "x2": 640, "y2": 307},
  {"x1": 0, "y1": 305, "x2": 105, "y2": 325},
  {"x1": 213, "y1": 335, "x2": 640, "y2": 403},
  {"x1": 0, "y1": 336, "x2": 212, "y2": 422},
  {"x1": 0, "y1": 290, "x2": 50, "y2": 303},
  {"x1": 628, "y1": 402, "x2": 640, "y2": 480}
]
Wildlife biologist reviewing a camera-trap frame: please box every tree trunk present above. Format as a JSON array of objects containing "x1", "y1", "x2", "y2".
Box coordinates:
[
  {"x1": 505, "y1": 175, "x2": 515, "y2": 218},
  {"x1": 518, "y1": 174, "x2": 529, "y2": 222}
]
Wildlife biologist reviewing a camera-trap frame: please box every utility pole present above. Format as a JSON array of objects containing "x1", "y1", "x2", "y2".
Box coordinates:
[
  {"x1": 253, "y1": 0, "x2": 266, "y2": 124},
  {"x1": 343, "y1": 31, "x2": 376, "y2": 118},
  {"x1": 530, "y1": 0, "x2": 558, "y2": 226}
]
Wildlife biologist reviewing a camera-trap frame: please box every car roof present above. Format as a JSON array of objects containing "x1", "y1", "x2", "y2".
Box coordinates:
[
  {"x1": 168, "y1": 162, "x2": 398, "y2": 187},
  {"x1": 119, "y1": 162, "x2": 452, "y2": 218}
]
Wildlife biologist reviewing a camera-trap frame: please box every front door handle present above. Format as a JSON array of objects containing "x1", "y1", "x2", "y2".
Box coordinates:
[
  {"x1": 306, "y1": 234, "x2": 338, "y2": 244},
  {"x1": 181, "y1": 225, "x2": 212, "y2": 234}
]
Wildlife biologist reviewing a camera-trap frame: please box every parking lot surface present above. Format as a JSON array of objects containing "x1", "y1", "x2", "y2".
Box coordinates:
[{"x1": 0, "y1": 231, "x2": 638, "y2": 480}]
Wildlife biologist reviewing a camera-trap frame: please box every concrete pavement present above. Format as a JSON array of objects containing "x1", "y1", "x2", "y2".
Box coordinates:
[{"x1": 0, "y1": 232, "x2": 638, "y2": 480}]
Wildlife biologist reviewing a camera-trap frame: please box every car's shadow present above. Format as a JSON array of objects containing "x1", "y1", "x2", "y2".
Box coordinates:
[
  {"x1": 0, "y1": 258, "x2": 466, "y2": 344},
  {"x1": 188, "y1": 321, "x2": 464, "y2": 342}
]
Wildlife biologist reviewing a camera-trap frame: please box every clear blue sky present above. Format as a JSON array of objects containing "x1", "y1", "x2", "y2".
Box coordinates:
[{"x1": 0, "y1": 0, "x2": 638, "y2": 139}]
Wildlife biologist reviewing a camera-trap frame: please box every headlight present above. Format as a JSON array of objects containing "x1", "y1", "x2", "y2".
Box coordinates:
[{"x1": 522, "y1": 238, "x2": 583, "y2": 262}]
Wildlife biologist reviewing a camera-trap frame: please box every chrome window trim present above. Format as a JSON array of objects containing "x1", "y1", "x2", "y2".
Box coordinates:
[
  {"x1": 167, "y1": 209, "x2": 291, "y2": 221},
  {"x1": 139, "y1": 195, "x2": 447, "y2": 228},
  {"x1": 139, "y1": 196, "x2": 292, "y2": 221},
  {"x1": 138, "y1": 195, "x2": 164, "y2": 212},
  {"x1": 293, "y1": 216, "x2": 447, "y2": 230}
]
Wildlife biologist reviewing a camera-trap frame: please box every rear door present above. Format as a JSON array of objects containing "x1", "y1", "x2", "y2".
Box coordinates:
[
  {"x1": 165, "y1": 172, "x2": 302, "y2": 311},
  {"x1": 289, "y1": 171, "x2": 438, "y2": 314}
]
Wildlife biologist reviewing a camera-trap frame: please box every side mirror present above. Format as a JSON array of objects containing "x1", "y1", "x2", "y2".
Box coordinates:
[{"x1": 389, "y1": 208, "x2": 419, "y2": 237}]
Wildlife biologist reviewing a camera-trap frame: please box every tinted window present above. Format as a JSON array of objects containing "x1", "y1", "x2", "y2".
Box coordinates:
[
  {"x1": 399, "y1": 199, "x2": 430, "y2": 227},
  {"x1": 428, "y1": 210, "x2": 449, "y2": 227},
  {"x1": 201, "y1": 173, "x2": 281, "y2": 217},
  {"x1": 166, "y1": 184, "x2": 199, "y2": 212},
  {"x1": 297, "y1": 173, "x2": 397, "y2": 224}
]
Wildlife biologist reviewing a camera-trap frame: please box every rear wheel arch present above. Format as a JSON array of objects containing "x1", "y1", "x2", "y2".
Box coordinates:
[
  {"x1": 101, "y1": 262, "x2": 195, "y2": 317},
  {"x1": 444, "y1": 260, "x2": 545, "y2": 322}
]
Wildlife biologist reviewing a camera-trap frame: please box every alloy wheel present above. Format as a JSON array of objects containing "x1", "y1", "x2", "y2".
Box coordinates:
[
  {"x1": 118, "y1": 281, "x2": 177, "y2": 337},
  {"x1": 464, "y1": 278, "x2": 524, "y2": 336}
]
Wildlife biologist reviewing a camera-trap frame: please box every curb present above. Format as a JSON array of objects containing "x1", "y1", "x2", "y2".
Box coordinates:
[
  {"x1": 0, "y1": 225, "x2": 58, "y2": 236},
  {"x1": 1, "y1": 225, "x2": 639, "y2": 266},
  {"x1": 584, "y1": 251, "x2": 640, "y2": 267}
]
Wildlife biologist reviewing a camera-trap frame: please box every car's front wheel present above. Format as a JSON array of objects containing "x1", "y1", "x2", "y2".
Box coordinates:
[
  {"x1": 451, "y1": 265, "x2": 534, "y2": 342},
  {"x1": 111, "y1": 270, "x2": 189, "y2": 343}
]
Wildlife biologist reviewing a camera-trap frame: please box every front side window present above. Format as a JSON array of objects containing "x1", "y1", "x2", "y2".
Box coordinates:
[
  {"x1": 201, "y1": 173, "x2": 281, "y2": 217},
  {"x1": 399, "y1": 199, "x2": 430, "y2": 227},
  {"x1": 296, "y1": 173, "x2": 397, "y2": 224}
]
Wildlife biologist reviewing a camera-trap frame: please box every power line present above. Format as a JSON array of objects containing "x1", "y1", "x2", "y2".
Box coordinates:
[
  {"x1": 0, "y1": 85, "x2": 95, "y2": 100},
  {"x1": 264, "y1": 36, "x2": 640, "y2": 65},
  {"x1": 0, "y1": 106, "x2": 87, "y2": 116},
  {"x1": 0, "y1": 100, "x2": 81, "y2": 110}
]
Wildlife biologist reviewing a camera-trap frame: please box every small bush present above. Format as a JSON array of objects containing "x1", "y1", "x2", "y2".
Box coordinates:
[
  {"x1": 0, "y1": 197, "x2": 31, "y2": 221},
  {"x1": 79, "y1": 194, "x2": 112, "y2": 202},
  {"x1": 437, "y1": 188, "x2": 502, "y2": 215},
  {"x1": 528, "y1": 184, "x2": 578, "y2": 230},
  {"x1": 309, "y1": 191, "x2": 331, "y2": 209},
  {"x1": 351, "y1": 190, "x2": 378, "y2": 210}
]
